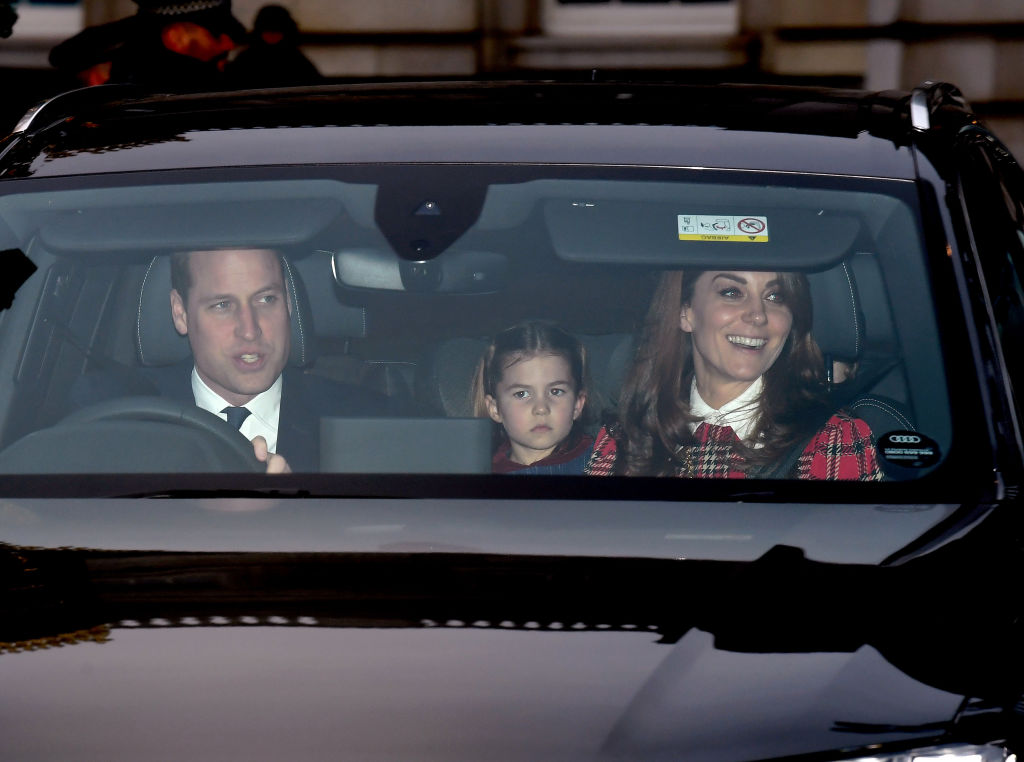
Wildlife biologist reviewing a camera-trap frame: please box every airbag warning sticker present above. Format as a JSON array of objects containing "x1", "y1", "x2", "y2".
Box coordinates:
[{"x1": 678, "y1": 215, "x2": 769, "y2": 242}]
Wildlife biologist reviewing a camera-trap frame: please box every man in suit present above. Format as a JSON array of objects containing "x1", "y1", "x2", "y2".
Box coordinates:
[{"x1": 166, "y1": 247, "x2": 389, "y2": 473}]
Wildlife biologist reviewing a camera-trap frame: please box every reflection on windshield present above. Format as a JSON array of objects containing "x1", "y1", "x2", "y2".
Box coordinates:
[{"x1": 2, "y1": 537, "x2": 1013, "y2": 705}]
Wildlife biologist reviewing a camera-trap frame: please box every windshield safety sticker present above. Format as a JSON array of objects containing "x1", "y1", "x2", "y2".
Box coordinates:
[{"x1": 678, "y1": 215, "x2": 769, "y2": 243}]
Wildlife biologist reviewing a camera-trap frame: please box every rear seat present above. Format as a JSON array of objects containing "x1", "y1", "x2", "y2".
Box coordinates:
[{"x1": 415, "y1": 331, "x2": 635, "y2": 428}]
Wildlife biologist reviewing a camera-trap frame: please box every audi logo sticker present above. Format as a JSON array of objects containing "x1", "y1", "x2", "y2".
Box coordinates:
[
  {"x1": 878, "y1": 431, "x2": 940, "y2": 470},
  {"x1": 889, "y1": 435, "x2": 921, "y2": 444}
]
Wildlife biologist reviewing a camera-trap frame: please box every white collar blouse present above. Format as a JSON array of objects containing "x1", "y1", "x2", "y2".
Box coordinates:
[{"x1": 687, "y1": 375, "x2": 764, "y2": 445}]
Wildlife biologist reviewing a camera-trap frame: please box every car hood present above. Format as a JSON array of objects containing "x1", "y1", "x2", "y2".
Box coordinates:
[
  {"x1": 0, "y1": 497, "x2": 967, "y2": 563},
  {"x1": 1, "y1": 497, "x2": 1013, "y2": 760},
  {"x1": 1, "y1": 622, "x2": 963, "y2": 762}
]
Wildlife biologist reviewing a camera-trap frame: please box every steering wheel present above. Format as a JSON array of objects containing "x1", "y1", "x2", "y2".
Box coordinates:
[{"x1": 0, "y1": 397, "x2": 263, "y2": 473}]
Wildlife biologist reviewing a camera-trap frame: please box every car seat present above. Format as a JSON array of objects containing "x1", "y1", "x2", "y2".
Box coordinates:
[{"x1": 808, "y1": 254, "x2": 916, "y2": 436}]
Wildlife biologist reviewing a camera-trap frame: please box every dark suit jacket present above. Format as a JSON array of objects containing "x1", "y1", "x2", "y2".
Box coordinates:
[{"x1": 72, "y1": 361, "x2": 399, "y2": 472}]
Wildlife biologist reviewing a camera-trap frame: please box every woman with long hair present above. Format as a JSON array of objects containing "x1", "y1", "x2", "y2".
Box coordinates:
[{"x1": 586, "y1": 269, "x2": 882, "y2": 479}]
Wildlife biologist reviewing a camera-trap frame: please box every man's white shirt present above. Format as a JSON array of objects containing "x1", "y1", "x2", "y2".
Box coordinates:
[{"x1": 190, "y1": 368, "x2": 282, "y2": 453}]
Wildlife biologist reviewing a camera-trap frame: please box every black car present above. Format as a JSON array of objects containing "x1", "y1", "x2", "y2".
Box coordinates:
[{"x1": 0, "y1": 80, "x2": 1021, "y2": 761}]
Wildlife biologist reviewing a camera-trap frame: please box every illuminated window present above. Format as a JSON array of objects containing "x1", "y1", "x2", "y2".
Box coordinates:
[{"x1": 542, "y1": 0, "x2": 739, "y2": 37}]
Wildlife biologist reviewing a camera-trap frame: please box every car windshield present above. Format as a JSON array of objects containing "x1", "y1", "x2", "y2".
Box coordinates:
[{"x1": 0, "y1": 163, "x2": 962, "y2": 493}]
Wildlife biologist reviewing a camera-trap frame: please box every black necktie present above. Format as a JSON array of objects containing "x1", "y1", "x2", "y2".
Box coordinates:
[{"x1": 222, "y1": 406, "x2": 251, "y2": 430}]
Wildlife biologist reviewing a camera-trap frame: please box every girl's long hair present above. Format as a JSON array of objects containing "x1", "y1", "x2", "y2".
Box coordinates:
[
  {"x1": 471, "y1": 320, "x2": 589, "y2": 450},
  {"x1": 615, "y1": 270, "x2": 830, "y2": 475}
]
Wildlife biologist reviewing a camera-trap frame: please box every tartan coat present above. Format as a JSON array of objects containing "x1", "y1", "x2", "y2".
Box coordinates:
[{"x1": 585, "y1": 412, "x2": 884, "y2": 481}]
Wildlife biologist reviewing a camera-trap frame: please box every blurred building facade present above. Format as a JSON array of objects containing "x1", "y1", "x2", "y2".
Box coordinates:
[
  {"x1": 740, "y1": 0, "x2": 1024, "y2": 155},
  {"x1": 4, "y1": 0, "x2": 1024, "y2": 153}
]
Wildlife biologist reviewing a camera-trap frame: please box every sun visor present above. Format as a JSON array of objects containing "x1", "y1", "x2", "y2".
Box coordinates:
[
  {"x1": 24, "y1": 181, "x2": 350, "y2": 254},
  {"x1": 40, "y1": 198, "x2": 341, "y2": 253},
  {"x1": 545, "y1": 201, "x2": 862, "y2": 269}
]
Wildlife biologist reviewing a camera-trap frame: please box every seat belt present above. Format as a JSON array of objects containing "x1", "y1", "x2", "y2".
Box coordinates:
[{"x1": 758, "y1": 430, "x2": 817, "y2": 479}]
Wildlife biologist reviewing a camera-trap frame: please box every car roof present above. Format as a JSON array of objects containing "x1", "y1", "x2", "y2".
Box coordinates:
[{"x1": 0, "y1": 80, "x2": 971, "y2": 180}]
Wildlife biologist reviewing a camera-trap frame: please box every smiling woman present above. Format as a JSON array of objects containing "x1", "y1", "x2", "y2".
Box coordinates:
[
  {"x1": 587, "y1": 269, "x2": 883, "y2": 480},
  {"x1": 681, "y1": 271, "x2": 795, "y2": 408}
]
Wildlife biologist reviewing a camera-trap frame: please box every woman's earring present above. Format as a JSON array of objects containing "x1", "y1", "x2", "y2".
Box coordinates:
[{"x1": 680, "y1": 306, "x2": 693, "y2": 333}]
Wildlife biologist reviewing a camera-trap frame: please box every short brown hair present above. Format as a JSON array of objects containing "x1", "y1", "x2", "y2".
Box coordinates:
[
  {"x1": 169, "y1": 250, "x2": 193, "y2": 301},
  {"x1": 169, "y1": 249, "x2": 285, "y2": 303}
]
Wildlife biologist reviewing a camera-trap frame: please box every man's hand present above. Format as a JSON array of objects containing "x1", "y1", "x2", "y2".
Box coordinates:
[{"x1": 251, "y1": 435, "x2": 291, "y2": 474}]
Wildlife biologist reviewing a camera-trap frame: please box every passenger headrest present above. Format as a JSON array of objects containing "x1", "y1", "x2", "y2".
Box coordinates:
[
  {"x1": 847, "y1": 251, "x2": 898, "y2": 356},
  {"x1": 808, "y1": 260, "x2": 862, "y2": 361},
  {"x1": 581, "y1": 332, "x2": 635, "y2": 414},
  {"x1": 416, "y1": 337, "x2": 487, "y2": 418},
  {"x1": 136, "y1": 254, "x2": 317, "y2": 368}
]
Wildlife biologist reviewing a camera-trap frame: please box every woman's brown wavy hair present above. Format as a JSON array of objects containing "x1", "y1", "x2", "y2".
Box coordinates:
[{"x1": 615, "y1": 270, "x2": 830, "y2": 476}]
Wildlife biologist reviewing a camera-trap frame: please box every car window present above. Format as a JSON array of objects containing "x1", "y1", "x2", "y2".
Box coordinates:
[{"x1": 0, "y1": 165, "x2": 955, "y2": 485}]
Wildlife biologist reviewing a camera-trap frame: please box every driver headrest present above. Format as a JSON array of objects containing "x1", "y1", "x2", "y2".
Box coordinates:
[{"x1": 136, "y1": 254, "x2": 316, "y2": 368}]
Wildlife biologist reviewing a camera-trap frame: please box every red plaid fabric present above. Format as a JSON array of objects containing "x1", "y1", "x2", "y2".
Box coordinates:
[
  {"x1": 796, "y1": 412, "x2": 883, "y2": 481},
  {"x1": 674, "y1": 422, "x2": 748, "y2": 479},
  {"x1": 586, "y1": 412, "x2": 883, "y2": 480},
  {"x1": 585, "y1": 429, "x2": 619, "y2": 476}
]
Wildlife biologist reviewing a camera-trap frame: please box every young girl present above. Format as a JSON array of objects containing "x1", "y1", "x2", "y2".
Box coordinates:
[{"x1": 473, "y1": 321, "x2": 593, "y2": 475}]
